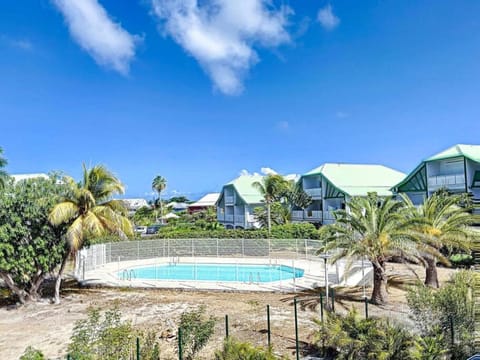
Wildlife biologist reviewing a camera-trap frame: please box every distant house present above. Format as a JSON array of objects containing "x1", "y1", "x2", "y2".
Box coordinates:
[
  {"x1": 393, "y1": 144, "x2": 480, "y2": 213},
  {"x1": 121, "y1": 198, "x2": 149, "y2": 215},
  {"x1": 188, "y1": 193, "x2": 220, "y2": 214},
  {"x1": 216, "y1": 174, "x2": 264, "y2": 229},
  {"x1": 293, "y1": 163, "x2": 405, "y2": 225},
  {"x1": 11, "y1": 173, "x2": 49, "y2": 183},
  {"x1": 168, "y1": 202, "x2": 189, "y2": 213}
]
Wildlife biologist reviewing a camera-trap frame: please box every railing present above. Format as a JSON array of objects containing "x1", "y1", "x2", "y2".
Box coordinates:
[
  {"x1": 225, "y1": 214, "x2": 234, "y2": 222},
  {"x1": 292, "y1": 210, "x2": 304, "y2": 220},
  {"x1": 234, "y1": 215, "x2": 245, "y2": 224},
  {"x1": 323, "y1": 211, "x2": 336, "y2": 221},
  {"x1": 427, "y1": 174, "x2": 465, "y2": 189},
  {"x1": 304, "y1": 188, "x2": 322, "y2": 197},
  {"x1": 225, "y1": 196, "x2": 235, "y2": 204},
  {"x1": 217, "y1": 213, "x2": 225, "y2": 221},
  {"x1": 305, "y1": 210, "x2": 322, "y2": 220}
]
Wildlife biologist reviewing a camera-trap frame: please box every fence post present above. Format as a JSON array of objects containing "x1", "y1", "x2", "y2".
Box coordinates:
[
  {"x1": 178, "y1": 328, "x2": 183, "y2": 360},
  {"x1": 225, "y1": 314, "x2": 229, "y2": 338},
  {"x1": 320, "y1": 292, "x2": 324, "y2": 323},
  {"x1": 331, "y1": 289, "x2": 335, "y2": 313},
  {"x1": 136, "y1": 337, "x2": 140, "y2": 360},
  {"x1": 450, "y1": 316, "x2": 455, "y2": 346},
  {"x1": 294, "y1": 298, "x2": 300, "y2": 360},
  {"x1": 267, "y1": 305, "x2": 271, "y2": 348},
  {"x1": 304, "y1": 239, "x2": 307, "y2": 259},
  {"x1": 364, "y1": 297, "x2": 369, "y2": 319},
  {"x1": 137, "y1": 241, "x2": 140, "y2": 260}
]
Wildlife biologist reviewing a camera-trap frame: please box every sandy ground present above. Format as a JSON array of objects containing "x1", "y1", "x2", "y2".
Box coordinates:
[{"x1": 0, "y1": 263, "x2": 457, "y2": 360}]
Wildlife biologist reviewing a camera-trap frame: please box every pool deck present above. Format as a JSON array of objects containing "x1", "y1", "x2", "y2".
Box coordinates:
[{"x1": 79, "y1": 257, "x2": 346, "y2": 292}]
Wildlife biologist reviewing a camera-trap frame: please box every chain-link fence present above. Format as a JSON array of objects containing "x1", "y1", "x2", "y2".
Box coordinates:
[{"x1": 77, "y1": 238, "x2": 325, "y2": 274}]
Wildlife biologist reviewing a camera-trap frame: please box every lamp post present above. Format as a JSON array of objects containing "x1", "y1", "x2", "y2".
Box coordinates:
[{"x1": 318, "y1": 253, "x2": 332, "y2": 310}]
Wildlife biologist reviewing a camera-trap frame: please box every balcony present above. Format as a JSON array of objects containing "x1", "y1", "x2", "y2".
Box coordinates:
[
  {"x1": 305, "y1": 210, "x2": 322, "y2": 220},
  {"x1": 217, "y1": 213, "x2": 225, "y2": 221},
  {"x1": 428, "y1": 174, "x2": 465, "y2": 190},
  {"x1": 323, "y1": 211, "x2": 336, "y2": 221},
  {"x1": 292, "y1": 210, "x2": 304, "y2": 220},
  {"x1": 234, "y1": 215, "x2": 245, "y2": 224},
  {"x1": 225, "y1": 195, "x2": 235, "y2": 204},
  {"x1": 304, "y1": 188, "x2": 322, "y2": 198},
  {"x1": 225, "y1": 214, "x2": 234, "y2": 222}
]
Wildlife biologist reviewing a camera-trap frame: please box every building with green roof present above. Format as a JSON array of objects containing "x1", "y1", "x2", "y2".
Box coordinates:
[
  {"x1": 392, "y1": 144, "x2": 480, "y2": 211},
  {"x1": 293, "y1": 163, "x2": 406, "y2": 225},
  {"x1": 216, "y1": 174, "x2": 264, "y2": 229}
]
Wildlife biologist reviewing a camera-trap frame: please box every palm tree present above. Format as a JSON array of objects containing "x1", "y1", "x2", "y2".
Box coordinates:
[
  {"x1": 0, "y1": 147, "x2": 8, "y2": 190},
  {"x1": 252, "y1": 174, "x2": 289, "y2": 236},
  {"x1": 319, "y1": 193, "x2": 422, "y2": 305},
  {"x1": 152, "y1": 175, "x2": 167, "y2": 223},
  {"x1": 402, "y1": 192, "x2": 478, "y2": 288},
  {"x1": 49, "y1": 164, "x2": 133, "y2": 303}
]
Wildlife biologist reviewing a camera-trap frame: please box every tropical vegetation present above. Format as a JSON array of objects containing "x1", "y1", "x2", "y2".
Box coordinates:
[
  {"x1": 152, "y1": 175, "x2": 167, "y2": 223},
  {"x1": 49, "y1": 164, "x2": 133, "y2": 303},
  {"x1": 0, "y1": 176, "x2": 69, "y2": 304},
  {"x1": 0, "y1": 146, "x2": 8, "y2": 190}
]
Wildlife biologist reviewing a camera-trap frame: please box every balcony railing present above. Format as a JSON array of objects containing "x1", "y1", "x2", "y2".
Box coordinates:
[
  {"x1": 304, "y1": 188, "x2": 322, "y2": 198},
  {"x1": 305, "y1": 210, "x2": 322, "y2": 220},
  {"x1": 234, "y1": 215, "x2": 245, "y2": 224},
  {"x1": 292, "y1": 210, "x2": 304, "y2": 220},
  {"x1": 225, "y1": 214, "x2": 234, "y2": 222},
  {"x1": 324, "y1": 211, "x2": 336, "y2": 221},
  {"x1": 428, "y1": 174, "x2": 465, "y2": 189},
  {"x1": 225, "y1": 196, "x2": 235, "y2": 204},
  {"x1": 217, "y1": 213, "x2": 225, "y2": 221}
]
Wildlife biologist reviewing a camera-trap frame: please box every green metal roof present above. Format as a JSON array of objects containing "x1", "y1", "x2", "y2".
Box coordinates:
[
  {"x1": 424, "y1": 144, "x2": 480, "y2": 163},
  {"x1": 302, "y1": 163, "x2": 406, "y2": 197},
  {"x1": 393, "y1": 144, "x2": 480, "y2": 191},
  {"x1": 226, "y1": 174, "x2": 264, "y2": 204}
]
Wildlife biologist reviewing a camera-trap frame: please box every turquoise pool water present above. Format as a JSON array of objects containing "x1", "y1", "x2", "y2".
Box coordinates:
[{"x1": 120, "y1": 263, "x2": 304, "y2": 282}]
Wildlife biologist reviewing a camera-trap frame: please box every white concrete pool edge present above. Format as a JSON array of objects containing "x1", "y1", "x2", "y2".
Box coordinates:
[{"x1": 78, "y1": 257, "x2": 373, "y2": 293}]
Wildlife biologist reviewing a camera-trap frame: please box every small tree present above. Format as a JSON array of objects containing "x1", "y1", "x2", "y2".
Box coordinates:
[
  {"x1": 152, "y1": 175, "x2": 167, "y2": 223},
  {"x1": 215, "y1": 338, "x2": 281, "y2": 360},
  {"x1": 178, "y1": 306, "x2": 215, "y2": 360},
  {"x1": 20, "y1": 347, "x2": 45, "y2": 360},
  {"x1": 0, "y1": 177, "x2": 69, "y2": 304}
]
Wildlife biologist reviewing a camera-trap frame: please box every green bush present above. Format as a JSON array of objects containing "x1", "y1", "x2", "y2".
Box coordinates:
[
  {"x1": 215, "y1": 338, "x2": 283, "y2": 360},
  {"x1": 314, "y1": 308, "x2": 413, "y2": 359},
  {"x1": 179, "y1": 306, "x2": 215, "y2": 360},
  {"x1": 449, "y1": 253, "x2": 474, "y2": 267},
  {"x1": 68, "y1": 307, "x2": 159, "y2": 360},
  {"x1": 19, "y1": 347, "x2": 45, "y2": 360},
  {"x1": 406, "y1": 270, "x2": 475, "y2": 359}
]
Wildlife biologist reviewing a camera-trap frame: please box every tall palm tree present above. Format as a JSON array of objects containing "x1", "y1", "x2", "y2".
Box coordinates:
[
  {"x1": 252, "y1": 174, "x2": 289, "y2": 236},
  {"x1": 0, "y1": 147, "x2": 8, "y2": 190},
  {"x1": 319, "y1": 193, "x2": 423, "y2": 305},
  {"x1": 49, "y1": 164, "x2": 133, "y2": 303},
  {"x1": 402, "y1": 192, "x2": 478, "y2": 288},
  {"x1": 152, "y1": 175, "x2": 167, "y2": 223}
]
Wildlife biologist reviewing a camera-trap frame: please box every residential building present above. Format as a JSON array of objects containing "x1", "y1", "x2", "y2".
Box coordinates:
[
  {"x1": 216, "y1": 174, "x2": 264, "y2": 229},
  {"x1": 392, "y1": 144, "x2": 480, "y2": 213},
  {"x1": 188, "y1": 192, "x2": 220, "y2": 214},
  {"x1": 11, "y1": 173, "x2": 49, "y2": 182},
  {"x1": 292, "y1": 163, "x2": 406, "y2": 225},
  {"x1": 121, "y1": 198, "x2": 149, "y2": 215}
]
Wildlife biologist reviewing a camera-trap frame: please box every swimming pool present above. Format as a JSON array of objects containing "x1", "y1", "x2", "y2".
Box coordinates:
[{"x1": 119, "y1": 263, "x2": 304, "y2": 282}]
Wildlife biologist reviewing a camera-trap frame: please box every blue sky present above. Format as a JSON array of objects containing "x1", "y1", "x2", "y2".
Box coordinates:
[{"x1": 1, "y1": 0, "x2": 480, "y2": 199}]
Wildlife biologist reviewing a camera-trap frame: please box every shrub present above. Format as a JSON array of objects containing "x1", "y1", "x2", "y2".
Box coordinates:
[
  {"x1": 179, "y1": 306, "x2": 215, "y2": 360},
  {"x1": 215, "y1": 338, "x2": 282, "y2": 360},
  {"x1": 314, "y1": 308, "x2": 412, "y2": 359},
  {"x1": 406, "y1": 270, "x2": 475, "y2": 359},
  {"x1": 449, "y1": 253, "x2": 474, "y2": 268},
  {"x1": 68, "y1": 306, "x2": 159, "y2": 360},
  {"x1": 20, "y1": 347, "x2": 45, "y2": 360}
]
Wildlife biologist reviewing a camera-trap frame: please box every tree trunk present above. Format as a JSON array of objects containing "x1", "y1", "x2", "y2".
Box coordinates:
[
  {"x1": 424, "y1": 255, "x2": 439, "y2": 288},
  {"x1": 159, "y1": 193, "x2": 163, "y2": 224},
  {"x1": 267, "y1": 202, "x2": 271, "y2": 236},
  {"x1": 370, "y1": 261, "x2": 388, "y2": 305},
  {"x1": 53, "y1": 253, "x2": 69, "y2": 304},
  {"x1": 0, "y1": 272, "x2": 28, "y2": 304}
]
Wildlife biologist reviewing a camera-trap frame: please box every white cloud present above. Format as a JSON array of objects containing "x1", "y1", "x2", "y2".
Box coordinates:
[
  {"x1": 53, "y1": 0, "x2": 138, "y2": 74},
  {"x1": 151, "y1": 0, "x2": 292, "y2": 95},
  {"x1": 317, "y1": 4, "x2": 340, "y2": 31},
  {"x1": 1, "y1": 35, "x2": 34, "y2": 51},
  {"x1": 336, "y1": 111, "x2": 350, "y2": 119},
  {"x1": 261, "y1": 167, "x2": 278, "y2": 175}
]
